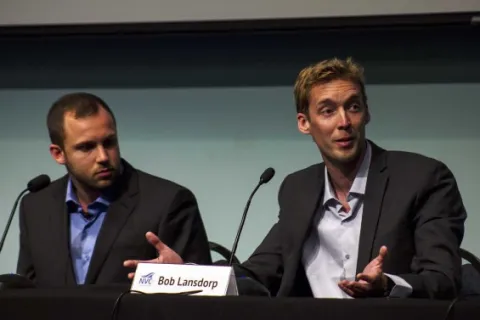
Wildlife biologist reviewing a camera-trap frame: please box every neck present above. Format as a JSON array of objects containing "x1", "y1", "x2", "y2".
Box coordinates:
[
  {"x1": 324, "y1": 144, "x2": 367, "y2": 199},
  {"x1": 71, "y1": 179, "x2": 101, "y2": 210}
]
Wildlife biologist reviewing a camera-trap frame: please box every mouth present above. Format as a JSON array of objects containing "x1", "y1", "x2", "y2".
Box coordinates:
[
  {"x1": 96, "y1": 168, "x2": 114, "y2": 177},
  {"x1": 334, "y1": 137, "x2": 355, "y2": 147}
]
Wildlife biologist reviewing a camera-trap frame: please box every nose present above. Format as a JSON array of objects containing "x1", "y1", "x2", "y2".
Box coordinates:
[
  {"x1": 96, "y1": 146, "x2": 109, "y2": 163},
  {"x1": 337, "y1": 108, "x2": 351, "y2": 130}
]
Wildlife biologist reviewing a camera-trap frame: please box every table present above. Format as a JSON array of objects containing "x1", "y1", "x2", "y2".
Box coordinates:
[{"x1": 1, "y1": 286, "x2": 479, "y2": 320}]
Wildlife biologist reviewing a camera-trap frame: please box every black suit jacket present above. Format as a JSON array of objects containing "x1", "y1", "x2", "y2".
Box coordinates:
[
  {"x1": 17, "y1": 160, "x2": 212, "y2": 287},
  {"x1": 237, "y1": 142, "x2": 466, "y2": 299}
]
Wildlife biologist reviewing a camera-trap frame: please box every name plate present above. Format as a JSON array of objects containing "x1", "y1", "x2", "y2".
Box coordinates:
[{"x1": 131, "y1": 263, "x2": 238, "y2": 296}]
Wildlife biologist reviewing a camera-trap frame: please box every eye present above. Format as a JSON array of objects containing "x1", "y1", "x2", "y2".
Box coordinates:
[
  {"x1": 76, "y1": 143, "x2": 95, "y2": 152},
  {"x1": 103, "y1": 136, "x2": 118, "y2": 149},
  {"x1": 349, "y1": 103, "x2": 361, "y2": 112},
  {"x1": 320, "y1": 108, "x2": 334, "y2": 116}
]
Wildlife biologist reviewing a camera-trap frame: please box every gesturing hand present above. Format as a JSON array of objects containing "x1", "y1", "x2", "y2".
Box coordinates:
[
  {"x1": 123, "y1": 231, "x2": 183, "y2": 280},
  {"x1": 338, "y1": 246, "x2": 389, "y2": 298}
]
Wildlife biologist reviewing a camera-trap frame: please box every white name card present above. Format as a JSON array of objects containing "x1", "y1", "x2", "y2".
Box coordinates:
[{"x1": 131, "y1": 263, "x2": 238, "y2": 296}]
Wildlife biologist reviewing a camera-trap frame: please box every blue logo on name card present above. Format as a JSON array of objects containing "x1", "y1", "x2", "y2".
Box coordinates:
[{"x1": 139, "y1": 272, "x2": 155, "y2": 285}]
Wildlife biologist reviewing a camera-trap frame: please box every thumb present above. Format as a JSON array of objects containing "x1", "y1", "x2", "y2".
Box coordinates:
[
  {"x1": 145, "y1": 231, "x2": 167, "y2": 252},
  {"x1": 376, "y1": 246, "x2": 388, "y2": 263}
]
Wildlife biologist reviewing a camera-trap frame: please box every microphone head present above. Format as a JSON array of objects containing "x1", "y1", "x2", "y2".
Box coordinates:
[
  {"x1": 259, "y1": 167, "x2": 275, "y2": 184},
  {"x1": 27, "y1": 174, "x2": 51, "y2": 192}
]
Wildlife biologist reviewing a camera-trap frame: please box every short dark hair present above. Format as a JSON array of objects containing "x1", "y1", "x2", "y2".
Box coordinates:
[{"x1": 47, "y1": 92, "x2": 116, "y2": 147}]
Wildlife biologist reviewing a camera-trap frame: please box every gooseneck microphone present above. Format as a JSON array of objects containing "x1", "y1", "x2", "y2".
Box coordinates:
[
  {"x1": 228, "y1": 168, "x2": 275, "y2": 265},
  {"x1": 0, "y1": 174, "x2": 51, "y2": 254}
]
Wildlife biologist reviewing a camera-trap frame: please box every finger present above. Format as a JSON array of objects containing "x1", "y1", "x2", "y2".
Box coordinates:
[
  {"x1": 348, "y1": 281, "x2": 370, "y2": 293},
  {"x1": 123, "y1": 260, "x2": 139, "y2": 268},
  {"x1": 343, "y1": 280, "x2": 355, "y2": 287},
  {"x1": 128, "y1": 272, "x2": 135, "y2": 280},
  {"x1": 357, "y1": 272, "x2": 375, "y2": 283},
  {"x1": 338, "y1": 282, "x2": 356, "y2": 297},
  {"x1": 343, "y1": 281, "x2": 370, "y2": 298},
  {"x1": 377, "y1": 246, "x2": 388, "y2": 263},
  {"x1": 338, "y1": 280, "x2": 350, "y2": 289},
  {"x1": 124, "y1": 258, "x2": 160, "y2": 268},
  {"x1": 145, "y1": 232, "x2": 167, "y2": 252}
]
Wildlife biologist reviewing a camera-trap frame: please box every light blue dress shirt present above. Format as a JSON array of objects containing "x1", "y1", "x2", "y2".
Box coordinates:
[{"x1": 66, "y1": 179, "x2": 110, "y2": 284}]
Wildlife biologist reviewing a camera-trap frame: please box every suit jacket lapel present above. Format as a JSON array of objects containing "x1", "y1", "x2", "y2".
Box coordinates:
[
  {"x1": 84, "y1": 161, "x2": 139, "y2": 284},
  {"x1": 49, "y1": 176, "x2": 77, "y2": 286},
  {"x1": 292, "y1": 164, "x2": 324, "y2": 253},
  {"x1": 356, "y1": 143, "x2": 389, "y2": 274},
  {"x1": 285, "y1": 164, "x2": 324, "y2": 288}
]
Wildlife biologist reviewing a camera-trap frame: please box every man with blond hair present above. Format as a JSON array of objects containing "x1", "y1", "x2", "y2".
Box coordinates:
[
  {"x1": 235, "y1": 57, "x2": 467, "y2": 299},
  {"x1": 127, "y1": 57, "x2": 466, "y2": 299}
]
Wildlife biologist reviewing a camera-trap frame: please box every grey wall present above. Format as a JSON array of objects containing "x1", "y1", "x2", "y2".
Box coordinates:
[
  {"x1": 0, "y1": 25, "x2": 479, "y2": 273},
  {"x1": 1, "y1": 0, "x2": 479, "y2": 26}
]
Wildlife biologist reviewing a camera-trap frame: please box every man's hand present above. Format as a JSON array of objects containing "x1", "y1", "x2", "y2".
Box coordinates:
[
  {"x1": 123, "y1": 231, "x2": 184, "y2": 280},
  {"x1": 338, "y1": 246, "x2": 389, "y2": 298}
]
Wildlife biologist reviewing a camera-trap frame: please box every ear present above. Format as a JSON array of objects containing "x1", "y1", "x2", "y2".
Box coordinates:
[
  {"x1": 297, "y1": 113, "x2": 311, "y2": 135},
  {"x1": 365, "y1": 105, "x2": 371, "y2": 124},
  {"x1": 49, "y1": 144, "x2": 66, "y2": 165}
]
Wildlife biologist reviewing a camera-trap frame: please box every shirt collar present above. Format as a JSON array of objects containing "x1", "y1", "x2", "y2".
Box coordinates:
[
  {"x1": 65, "y1": 178, "x2": 111, "y2": 208},
  {"x1": 323, "y1": 141, "x2": 372, "y2": 205}
]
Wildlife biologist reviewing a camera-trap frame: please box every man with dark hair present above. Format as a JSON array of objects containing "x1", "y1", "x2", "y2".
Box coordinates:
[{"x1": 17, "y1": 92, "x2": 212, "y2": 287}]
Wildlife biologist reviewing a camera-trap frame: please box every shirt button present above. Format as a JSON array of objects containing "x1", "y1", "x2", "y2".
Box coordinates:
[{"x1": 345, "y1": 254, "x2": 350, "y2": 260}]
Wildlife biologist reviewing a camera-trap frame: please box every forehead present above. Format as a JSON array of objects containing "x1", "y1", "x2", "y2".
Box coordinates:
[
  {"x1": 309, "y1": 79, "x2": 362, "y2": 104},
  {"x1": 63, "y1": 108, "x2": 116, "y2": 144}
]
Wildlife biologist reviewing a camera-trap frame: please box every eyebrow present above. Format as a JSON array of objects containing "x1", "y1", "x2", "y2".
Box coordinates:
[
  {"x1": 316, "y1": 99, "x2": 335, "y2": 107},
  {"x1": 72, "y1": 141, "x2": 95, "y2": 150},
  {"x1": 316, "y1": 94, "x2": 362, "y2": 107},
  {"x1": 345, "y1": 94, "x2": 362, "y2": 104},
  {"x1": 73, "y1": 133, "x2": 117, "y2": 148}
]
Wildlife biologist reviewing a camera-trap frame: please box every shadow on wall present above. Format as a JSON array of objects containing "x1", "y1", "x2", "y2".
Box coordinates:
[{"x1": 0, "y1": 25, "x2": 479, "y2": 89}]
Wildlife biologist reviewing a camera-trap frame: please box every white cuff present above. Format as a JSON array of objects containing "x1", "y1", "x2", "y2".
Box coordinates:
[{"x1": 385, "y1": 273, "x2": 413, "y2": 298}]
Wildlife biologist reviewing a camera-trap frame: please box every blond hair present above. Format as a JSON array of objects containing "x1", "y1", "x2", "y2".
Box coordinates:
[{"x1": 294, "y1": 57, "x2": 367, "y2": 115}]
